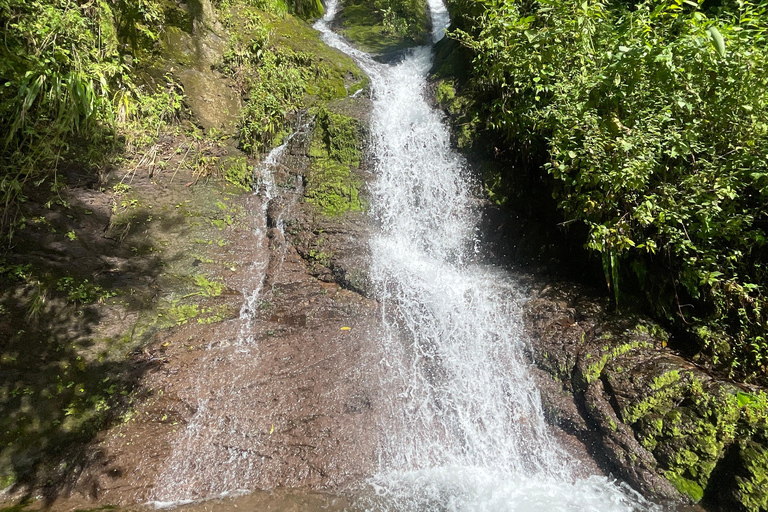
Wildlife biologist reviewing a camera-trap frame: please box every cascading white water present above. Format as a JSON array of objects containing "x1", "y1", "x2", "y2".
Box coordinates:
[{"x1": 315, "y1": 2, "x2": 662, "y2": 510}]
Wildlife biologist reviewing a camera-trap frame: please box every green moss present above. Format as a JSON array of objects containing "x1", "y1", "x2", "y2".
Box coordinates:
[
  {"x1": 583, "y1": 341, "x2": 650, "y2": 386},
  {"x1": 307, "y1": 248, "x2": 333, "y2": 266},
  {"x1": 196, "y1": 305, "x2": 232, "y2": 324},
  {"x1": 433, "y1": 78, "x2": 481, "y2": 151},
  {"x1": 633, "y1": 321, "x2": 670, "y2": 344},
  {"x1": 435, "y1": 79, "x2": 471, "y2": 117},
  {"x1": 667, "y1": 471, "x2": 705, "y2": 503},
  {"x1": 266, "y1": 12, "x2": 368, "y2": 100},
  {"x1": 221, "y1": 156, "x2": 253, "y2": 190},
  {"x1": 159, "y1": 26, "x2": 196, "y2": 67},
  {"x1": 627, "y1": 376, "x2": 744, "y2": 501},
  {"x1": 305, "y1": 159, "x2": 363, "y2": 216},
  {"x1": 165, "y1": 303, "x2": 200, "y2": 325},
  {"x1": 435, "y1": 80, "x2": 456, "y2": 105},
  {"x1": 337, "y1": 0, "x2": 428, "y2": 54},
  {"x1": 304, "y1": 107, "x2": 365, "y2": 216},
  {"x1": 315, "y1": 108, "x2": 362, "y2": 165},
  {"x1": 0, "y1": 471, "x2": 16, "y2": 490},
  {"x1": 736, "y1": 437, "x2": 768, "y2": 512},
  {"x1": 627, "y1": 382, "x2": 680, "y2": 426},
  {"x1": 651, "y1": 370, "x2": 681, "y2": 391},
  {"x1": 192, "y1": 274, "x2": 225, "y2": 297}
]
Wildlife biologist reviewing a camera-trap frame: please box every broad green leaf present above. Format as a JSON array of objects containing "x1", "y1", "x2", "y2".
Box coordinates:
[{"x1": 707, "y1": 26, "x2": 726, "y2": 57}]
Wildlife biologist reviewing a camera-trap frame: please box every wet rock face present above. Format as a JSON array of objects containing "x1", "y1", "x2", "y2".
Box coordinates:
[
  {"x1": 523, "y1": 283, "x2": 768, "y2": 511},
  {"x1": 27, "y1": 97, "x2": 382, "y2": 508}
]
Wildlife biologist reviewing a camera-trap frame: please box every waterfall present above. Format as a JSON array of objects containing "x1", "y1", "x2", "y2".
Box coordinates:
[
  {"x1": 315, "y1": 2, "x2": 660, "y2": 511},
  {"x1": 149, "y1": 127, "x2": 307, "y2": 506}
]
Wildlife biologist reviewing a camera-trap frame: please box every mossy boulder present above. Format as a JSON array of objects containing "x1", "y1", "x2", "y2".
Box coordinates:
[
  {"x1": 335, "y1": 0, "x2": 429, "y2": 55},
  {"x1": 524, "y1": 282, "x2": 768, "y2": 510},
  {"x1": 733, "y1": 434, "x2": 768, "y2": 512},
  {"x1": 267, "y1": 13, "x2": 368, "y2": 100}
]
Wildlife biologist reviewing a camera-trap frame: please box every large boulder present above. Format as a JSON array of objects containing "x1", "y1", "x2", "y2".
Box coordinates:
[{"x1": 524, "y1": 282, "x2": 768, "y2": 511}]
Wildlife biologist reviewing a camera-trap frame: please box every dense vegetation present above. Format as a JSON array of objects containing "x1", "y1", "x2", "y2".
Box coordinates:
[
  {"x1": 0, "y1": 0, "x2": 186, "y2": 236},
  {"x1": 442, "y1": 0, "x2": 768, "y2": 382},
  {"x1": 0, "y1": 0, "x2": 333, "y2": 238}
]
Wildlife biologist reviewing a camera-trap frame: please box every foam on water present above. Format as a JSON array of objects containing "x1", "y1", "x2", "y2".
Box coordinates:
[{"x1": 370, "y1": 468, "x2": 651, "y2": 512}]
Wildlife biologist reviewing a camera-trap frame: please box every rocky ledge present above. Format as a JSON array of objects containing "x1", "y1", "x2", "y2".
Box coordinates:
[{"x1": 524, "y1": 281, "x2": 768, "y2": 512}]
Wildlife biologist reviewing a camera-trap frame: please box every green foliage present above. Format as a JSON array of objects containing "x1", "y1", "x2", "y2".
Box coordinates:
[
  {"x1": 56, "y1": 277, "x2": 119, "y2": 305},
  {"x1": 374, "y1": 0, "x2": 428, "y2": 38},
  {"x1": 222, "y1": 156, "x2": 254, "y2": 190},
  {"x1": 220, "y1": 9, "x2": 365, "y2": 154},
  {"x1": 215, "y1": 0, "x2": 323, "y2": 19},
  {"x1": 1, "y1": 262, "x2": 118, "y2": 314},
  {"x1": 451, "y1": 0, "x2": 768, "y2": 381},
  {"x1": 0, "y1": 0, "x2": 184, "y2": 238},
  {"x1": 237, "y1": 48, "x2": 310, "y2": 152},
  {"x1": 117, "y1": 75, "x2": 185, "y2": 151}
]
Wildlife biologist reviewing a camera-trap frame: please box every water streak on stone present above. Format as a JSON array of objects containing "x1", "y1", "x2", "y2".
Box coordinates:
[{"x1": 237, "y1": 123, "x2": 308, "y2": 345}]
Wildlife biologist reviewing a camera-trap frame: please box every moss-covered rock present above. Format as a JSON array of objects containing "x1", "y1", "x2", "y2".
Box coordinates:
[
  {"x1": 212, "y1": 4, "x2": 368, "y2": 152},
  {"x1": 524, "y1": 282, "x2": 768, "y2": 510},
  {"x1": 734, "y1": 434, "x2": 768, "y2": 512},
  {"x1": 336, "y1": 0, "x2": 429, "y2": 54},
  {"x1": 268, "y1": 13, "x2": 369, "y2": 99},
  {"x1": 304, "y1": 107, "x2": 365, "y2": 216}
]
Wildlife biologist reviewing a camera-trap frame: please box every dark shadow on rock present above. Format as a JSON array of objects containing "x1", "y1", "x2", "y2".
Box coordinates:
[{"x1": 0, "y1": 173, "x2": 175, "y2": 504}]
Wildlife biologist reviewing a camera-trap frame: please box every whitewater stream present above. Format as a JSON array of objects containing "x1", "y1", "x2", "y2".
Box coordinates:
[
  {"x1": 315, "y1": 1, "x2": 661, "y2": 510},
  {"x1": 145, "y1": 2, "x2": 666, "y2": 511}
]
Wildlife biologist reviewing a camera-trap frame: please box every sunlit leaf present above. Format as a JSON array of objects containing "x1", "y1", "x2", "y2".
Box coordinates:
[{"x1": 707, "y1": 26, "x2": 726, "y2": 57}]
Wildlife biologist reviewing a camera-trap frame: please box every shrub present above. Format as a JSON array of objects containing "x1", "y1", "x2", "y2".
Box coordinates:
[{"x1": 451, "y1": 0, "x2": 768, "y2": 381}]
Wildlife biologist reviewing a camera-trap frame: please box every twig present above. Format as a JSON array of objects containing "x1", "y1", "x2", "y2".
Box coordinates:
[{"x1": 171, "y1": 143, "x2": 193, "y2": 184}]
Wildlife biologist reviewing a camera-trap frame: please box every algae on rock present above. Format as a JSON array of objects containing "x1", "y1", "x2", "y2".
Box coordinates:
[
  {"x1": 524, "y1": 284, "x2": 768, "y2": 510},
  {"x1": 305, "y1": 107, "x2": 366, "y2": 216}
]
